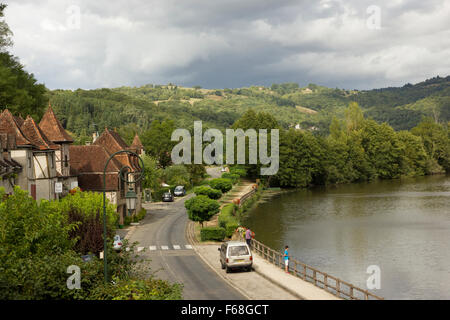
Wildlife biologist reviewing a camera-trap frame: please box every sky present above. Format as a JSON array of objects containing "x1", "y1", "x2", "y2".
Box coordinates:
[{"x1": 4, "y1": 0, "x2": 450, "y2": 90}]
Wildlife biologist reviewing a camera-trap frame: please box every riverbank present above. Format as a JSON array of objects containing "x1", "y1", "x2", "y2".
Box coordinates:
[{"x1": 242, "y1": 174, "x2": 450, "y2": 299}]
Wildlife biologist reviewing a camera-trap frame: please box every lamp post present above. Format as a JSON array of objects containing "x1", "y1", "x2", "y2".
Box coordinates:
[
  {"x1": 103, "y1": 150, "x2": 144, "y2": 284},
  {"x1": 125, "y1": 187, "x2": 137, "y2": 217}
]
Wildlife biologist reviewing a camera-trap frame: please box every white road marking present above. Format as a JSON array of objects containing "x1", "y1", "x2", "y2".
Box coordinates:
[
  {"x1": 161, "y1": 246, "x2": 169, "y2": 250},
  {"x1": 173, "y1": 245, "x2": 181, "y2": 250},
  {"x1": 149, "y1": 246, "x2": 157, "y2": 251},
  {"x1": 185, "y1": 245, "x2": 193, "y2": 249},
  {"x1": 137, "y1": 247, "x2": 144, "y2": 252}
]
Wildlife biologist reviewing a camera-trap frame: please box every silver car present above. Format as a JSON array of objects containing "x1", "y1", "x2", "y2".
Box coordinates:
[{"x1": 218, "y1": 241, "x2": 253, "y2": 273}]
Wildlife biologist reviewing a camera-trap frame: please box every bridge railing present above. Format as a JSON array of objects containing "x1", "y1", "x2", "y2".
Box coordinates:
[{"x1": 251, "y1": 238, "x2": 384, "y2": 300}]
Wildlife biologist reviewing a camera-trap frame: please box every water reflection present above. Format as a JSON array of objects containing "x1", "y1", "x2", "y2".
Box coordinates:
[{"x1": 243, "y1": 175, "x2": 450, "y2": 299}]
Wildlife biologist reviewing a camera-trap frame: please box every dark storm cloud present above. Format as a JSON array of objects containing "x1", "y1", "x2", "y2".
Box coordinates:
[{"x1": 4, "y1": 0, "x2": 450, "y2": 90}]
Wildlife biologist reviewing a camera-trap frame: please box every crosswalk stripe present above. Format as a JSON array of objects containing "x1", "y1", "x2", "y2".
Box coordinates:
[
  {"x1": 137, "y1": 247, "x2": 144, "y2": 252},
  {"x1": 173, "y1": 245, "x2": 181, "y2": 250},
  {"x1": 149, "y1": 246, "x2": 157, "y2": 251},
  {"x1": 185, "y1": 245, "x2": 193, "y2": 249},
  {"x1": 161, "y1": 246, "x2": 169, "y2": 250}
]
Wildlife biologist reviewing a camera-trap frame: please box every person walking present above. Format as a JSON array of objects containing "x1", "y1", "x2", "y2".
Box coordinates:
[
  {"x1": 283, "y1": 245, "x2": 289, "y2": 273},
  {"x1": 245, "y1": 228, "x2": 253, "y2": 249}
]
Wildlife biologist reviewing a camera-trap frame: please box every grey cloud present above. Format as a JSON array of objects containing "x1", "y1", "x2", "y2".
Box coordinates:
[{"x1": 3, "y1": 0, "x2": 450, "y2": 90}]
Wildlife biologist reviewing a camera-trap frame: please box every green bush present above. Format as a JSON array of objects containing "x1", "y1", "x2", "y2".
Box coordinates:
[
  {"x1": 200, "y1": 227, "x2": 226, "y2": 241},
  {"x1": 229, "y1": 167, "x2": 247, "y2": 177},
  {"x1": 90, "y1": 278, "x2": 183, "y2": 300},
  {"x1": 221, "y1": 173, "x2": 240, "y2": 184},
  {"x1": 184, "y1": 195, "x2": 220, "y2": 226},
  {"x1": 209, "y1": 178, "x2": 233, "y2": 193},
  {"x1": 193, "y1": 186, "x2": 222, "y2": 199},
  {"x1": 124, "y1": 216, "x2": 132, "y2": 226},
  {"x1": 218, "y1": 203, "x2": 239, "y2": 237}
]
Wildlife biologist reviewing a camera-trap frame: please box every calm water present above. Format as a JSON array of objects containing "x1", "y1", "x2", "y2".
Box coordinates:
[{"x1": 243, "y1": 175, "x2": 450, "y2": 300}]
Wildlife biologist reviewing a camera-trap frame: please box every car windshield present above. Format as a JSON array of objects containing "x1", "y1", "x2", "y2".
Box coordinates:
[
  {"x1": 228, "y1": 245, "x2": 249, "y2": 256},
  {"x1": 175, "y1": 186, "x2": 183, "y2": 191}
]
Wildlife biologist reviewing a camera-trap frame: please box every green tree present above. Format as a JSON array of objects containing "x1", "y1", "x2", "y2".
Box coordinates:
[
  {"x1": 141, "y1": 120, "x2": 176, "y2": 168},
  {"x1": 184, "y1": 195, "x2": 220, "y2": 227}
]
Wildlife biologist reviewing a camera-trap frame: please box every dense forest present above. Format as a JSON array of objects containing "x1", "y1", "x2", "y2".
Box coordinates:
[{"x1": 45, "y1": 76, "x2": 450, "y2": 146}]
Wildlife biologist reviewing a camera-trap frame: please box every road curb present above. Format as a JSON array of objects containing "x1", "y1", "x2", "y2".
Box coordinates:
[
  {"x1": 185, "y1": 221, "x2": 252, "y2": 300},
  {"x1": 251, "y1": 262, "x2": 305, "y2": 300}
]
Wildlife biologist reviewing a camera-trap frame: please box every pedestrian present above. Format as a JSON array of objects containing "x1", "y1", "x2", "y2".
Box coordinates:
[
  {"x1": 245, "y1": 228, "x2": 252, "y2": 249},
  {"x1": 283, "y1": 245, "x2": 289, "y2": 273}
]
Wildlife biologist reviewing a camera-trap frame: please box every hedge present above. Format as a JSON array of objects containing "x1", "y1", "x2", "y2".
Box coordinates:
[
  {"x1": 209, "y1": 178, "x2": 233, "y2": 193},
  {"x1": 229, "y1": 167, "x2": 247, "y2": 177},
  {"x1": 200, "y1": 227, "x2": 226, "y2": 241},
  {"x1": 218, "y1": 203, "x2": 239, "y2": 237},
  {"x1": 221, "y1": 173, "x2": 240, "y2": 184},
  {"x1": 193, "y1": 186, "x2": 222, "y2": 199}
]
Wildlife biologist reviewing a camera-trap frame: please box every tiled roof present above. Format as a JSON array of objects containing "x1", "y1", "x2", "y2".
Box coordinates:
[
  {"x1": 93, "y1": 128, "x2": 141, "y2": 170},
  {"x1": 93, "y1": 128, "x2": 129, "y2": 154},
  {"x1": 39, "y1": 106, "x2": 74, "y2": 143},
  {"x1": 69, "y1": 145, "x2": 123, "y2": 191},
  {"x1": 0, "y1": 109, "x2": 33, "y2": 147},
  {"x1": 130, "y1": 133, "x2": 144, "y2": 149},
  {"x1": 21, "y1": 116, "x2": 59, "y2": 151}
]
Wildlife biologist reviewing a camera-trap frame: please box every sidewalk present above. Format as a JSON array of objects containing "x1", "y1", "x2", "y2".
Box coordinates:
[{"x1": 193, "y1": 243, "x2": 340, "y2": 300}]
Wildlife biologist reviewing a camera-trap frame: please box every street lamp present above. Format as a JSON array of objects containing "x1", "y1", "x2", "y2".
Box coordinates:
[
  {"x1": 103, "y1": 150, "x2": 144, "y2": 284},
  {"x1": 125, "y1": 187, "x2": 137, "y2": 216}
]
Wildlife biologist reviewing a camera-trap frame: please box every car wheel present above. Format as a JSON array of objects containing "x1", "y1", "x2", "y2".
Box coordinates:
[
  {"x1": 221, "y1": 261, "x2": 225, "y2": 269},
  {"x1": 226, "y1": 266, "x2": 231, "y2": 273}
]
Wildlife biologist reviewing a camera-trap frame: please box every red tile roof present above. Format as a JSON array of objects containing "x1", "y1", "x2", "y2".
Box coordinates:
[
  {"x1": 39, "y1": 106, "x2": 74, "y2": 143},
  {"x1": 93, "y1": 128, "x2": 141, "y2": 171},
  {"x1": 69, "y1": 145, "x2": 123, "y2": 191},
  {"x1": 0, "y1": 109, "x2": 33, "y2": 147},
  {"x1": 130, "y1": 133, "x2": 144, "y2": 149},
  {"x1": 21, "y1": 116, "x2": 59, "y2": 150}
]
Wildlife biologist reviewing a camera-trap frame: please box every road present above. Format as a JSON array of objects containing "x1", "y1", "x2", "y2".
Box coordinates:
[{"x1": 126, "y1": 194, "x2": 246, "y2": 300}]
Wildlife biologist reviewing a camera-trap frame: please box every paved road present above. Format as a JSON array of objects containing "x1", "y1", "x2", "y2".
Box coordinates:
[{"x1": 127, "y1": 195, "x2": 246, "y2": 300}]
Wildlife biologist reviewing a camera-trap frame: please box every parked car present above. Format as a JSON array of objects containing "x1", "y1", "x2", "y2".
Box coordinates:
[
  {"x1": 174, "y1": 185, "x2": 186, "y2": 197},
  {"x1": 113, "y1": 235, "x2": 123, "y2": 251},
  {"x1": 162, "y1": 191, "x2": 174, "y2": 202},
  {"x1": 218, "y1": 241, "x2": 253, "y2": 273}
]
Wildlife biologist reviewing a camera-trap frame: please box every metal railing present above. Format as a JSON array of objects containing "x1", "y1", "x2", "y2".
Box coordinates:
[
  {"x1": 238, "y1": 187, "x2": 256, "y2": 207},
  {"x1": 251, "y1": 238, "x2": 384, "y2": 300}
]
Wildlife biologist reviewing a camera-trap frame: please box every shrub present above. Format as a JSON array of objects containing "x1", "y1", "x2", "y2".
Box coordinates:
[
  {"x1": 90, "y1": 278, "x2": 183, "y2": 300},
  {"x1": 218, "y1": 203, "x2": 239, "y2": 238},
  {"x1": 200, "y1": 227, "x2": 226, "y2": 241},
  {"x1": 184, "y1": 195, "x2": 220, "y2": 226},
  {"x1": 221, "y1": 173, "x2": 240, "y2": 184},
  {"x1": 194, "y1": 186, "x2": 222, "y2": 199},
  {"x1": 229, "y1": 167, "x2": 247, "y2": 177},
  {"x1": 209, "y1": 178, "x2": 233, "y2": 193}
]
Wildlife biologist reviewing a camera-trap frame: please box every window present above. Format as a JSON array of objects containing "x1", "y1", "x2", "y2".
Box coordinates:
[
  {"x1": 27, "y1": 154, "x2": 32, "y2": 168},
  {"x1": 64, "y1": 155, "x2": 68, "y2": 167},
  {"x1": 229, "y1": 246, "x2": 249, "y2": 257}
]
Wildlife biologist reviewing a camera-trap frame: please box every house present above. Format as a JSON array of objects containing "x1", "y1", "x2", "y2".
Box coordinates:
[
  {"x1": 39, "y1": 106, "x2": 78, "y2": 194},
  {"x1": 0, "y1": 109, "x2": 59, "y2": 200},
  {"x1": 69, "y1": 128, "x2": 143, "y2": 225},
  {"x1": 0, "y1": 132, "x2": 23, "y2": 194}
]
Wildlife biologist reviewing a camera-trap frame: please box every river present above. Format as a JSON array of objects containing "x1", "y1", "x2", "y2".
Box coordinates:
[{"x1": 242, "y1": 175, "x2": 450, "y2": 299}]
